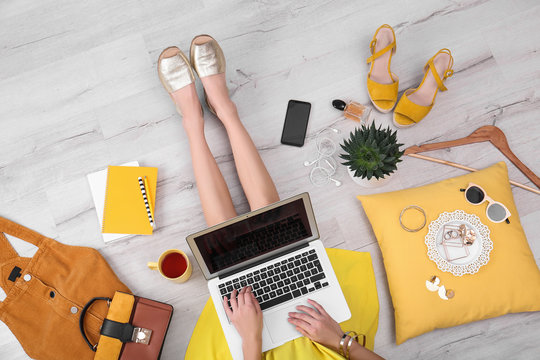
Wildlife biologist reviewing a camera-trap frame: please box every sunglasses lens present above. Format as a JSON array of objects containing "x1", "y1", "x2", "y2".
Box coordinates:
[
  {"x1": 465, "y1": 186, "x2": 484, "y2": 204},
  {"x1": 487, "y1": 203, "x2": 507, "y2": 222}
]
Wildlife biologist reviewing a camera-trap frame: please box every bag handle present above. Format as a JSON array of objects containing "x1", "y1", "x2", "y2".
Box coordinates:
[{"x1": 79, "y1": 297, "x2": 111, "y2": 351}]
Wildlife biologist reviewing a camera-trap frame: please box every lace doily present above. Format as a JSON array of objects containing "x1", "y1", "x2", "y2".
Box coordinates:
[{"x1": 425, "y1": 210, "x2": 493, "y2": 276}]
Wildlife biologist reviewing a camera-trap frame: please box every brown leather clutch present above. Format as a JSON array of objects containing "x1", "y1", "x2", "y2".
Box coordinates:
[{"x1": 79, "y1": 291, "x2": 173, "y2": 360}]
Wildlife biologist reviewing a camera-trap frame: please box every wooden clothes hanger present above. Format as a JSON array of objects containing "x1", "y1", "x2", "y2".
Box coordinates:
[{"x1": 404, "y1": 125, "x2": 540, "y2": 194}]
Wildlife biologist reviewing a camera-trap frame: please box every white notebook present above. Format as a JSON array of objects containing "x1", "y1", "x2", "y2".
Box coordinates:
[{"x1": 87, "y1": 161, "x2": 139, "y2": 243}]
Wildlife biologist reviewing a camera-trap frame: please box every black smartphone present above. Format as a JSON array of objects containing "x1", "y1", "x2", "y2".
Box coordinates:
[{"x1": 280, "y1": 100, "x2": 311, "y2": 147}]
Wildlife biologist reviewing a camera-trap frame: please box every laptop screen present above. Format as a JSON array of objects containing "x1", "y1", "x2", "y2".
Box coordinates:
[{"x1": 193, "y1": 198, "x2": 312, "y2": 274}]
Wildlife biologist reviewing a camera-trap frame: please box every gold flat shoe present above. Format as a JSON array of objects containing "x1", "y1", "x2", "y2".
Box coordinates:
[
  {"x1": 190, "y1": 34, "x2": 226, "y2": 115},
  {"x1": 157, "y1": 46, "x2": 196, "y2": 115}
]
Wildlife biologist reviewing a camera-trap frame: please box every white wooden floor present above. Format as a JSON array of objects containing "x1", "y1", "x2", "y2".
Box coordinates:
[{"x1": 1, "y1": 0, "x2": 539, "y2": 359}]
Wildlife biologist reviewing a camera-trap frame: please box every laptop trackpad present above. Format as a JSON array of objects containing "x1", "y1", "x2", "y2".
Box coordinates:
[{"x1": 265, "y1": 303, "x2": 303, "y2": 344}]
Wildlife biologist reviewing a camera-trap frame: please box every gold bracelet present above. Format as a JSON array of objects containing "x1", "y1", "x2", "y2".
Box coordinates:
[
  {"x1": 358, "y1": 333, "x2": 366, "y2": 347},
  {"x1": 339, "y1": 333, "x2": 348, "y2": 356},
  {"x1": 345, "y1": 331, "x2": 358, "y2": 359},
  {"x1": 399, "y1": 205, "x2": 426, "y2": 232}
]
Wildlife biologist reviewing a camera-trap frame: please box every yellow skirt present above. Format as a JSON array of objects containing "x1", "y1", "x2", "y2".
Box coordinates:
[{"x1": 185, "y1": 249, "x2": 379, "y2": 359}]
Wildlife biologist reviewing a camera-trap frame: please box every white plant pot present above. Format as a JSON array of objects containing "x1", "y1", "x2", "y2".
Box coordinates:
[{"x1": 347, "y1": 167, "x2": 393, "y2": 188}]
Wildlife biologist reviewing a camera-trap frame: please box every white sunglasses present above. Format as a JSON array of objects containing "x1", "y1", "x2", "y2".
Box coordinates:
[{"x1": 460, "y1": 183, "x2": 511, "y2": 224}]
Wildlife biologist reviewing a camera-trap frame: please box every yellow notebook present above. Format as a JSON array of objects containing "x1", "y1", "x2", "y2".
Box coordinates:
[{"x1": 102, "y1": 165, "x2": 158, "y2": 235}]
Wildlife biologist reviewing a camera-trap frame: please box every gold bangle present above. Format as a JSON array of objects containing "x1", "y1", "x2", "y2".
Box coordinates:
[
  {"x1": 358, "y1": 333, "x2": 366, "y2": 347},
  {"x1": 346, "y1": 335, "x2": 356, "y2": 358},
  {"x1": 339, "y1": 333, "x2": 348, "y2": 356},
  {"x1": 399, "y1": 205, "x2": 426, "y2": 232},
  {"x1": 344, "y1": 331, "x2": 357, "y2": 359}
]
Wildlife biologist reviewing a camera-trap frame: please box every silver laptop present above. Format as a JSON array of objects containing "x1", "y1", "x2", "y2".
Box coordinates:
[{"x1": 186, "y1": 193, "x2": 351, "y2": 360}]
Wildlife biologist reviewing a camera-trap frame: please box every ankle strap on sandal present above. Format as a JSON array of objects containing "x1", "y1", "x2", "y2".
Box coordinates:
[
  {"x1": 425, "y1": 48, "x2": 454, "y2": 91},
  {"x1": 367, "y1": 40, "x2": 396, "y2": 63},
  {"x1": 367, "y1": 24, "x2": 396, "y2": 64}
]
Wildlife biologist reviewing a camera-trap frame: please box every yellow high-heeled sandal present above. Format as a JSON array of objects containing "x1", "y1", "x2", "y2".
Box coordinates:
[
  {"x1": 393, "y1": 48, "x2": 454, "y2": 128},
  {"x1": 366, "y1": 24, "x2": 399, "y2": 113}
]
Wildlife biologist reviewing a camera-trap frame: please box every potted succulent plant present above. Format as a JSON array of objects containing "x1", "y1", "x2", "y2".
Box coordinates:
[{"x1": 339, "y1": 123, "x2": 404, "y2": 187}]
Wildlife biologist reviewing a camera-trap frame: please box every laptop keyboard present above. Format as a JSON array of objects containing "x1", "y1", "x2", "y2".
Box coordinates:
[{"x1": 219, "y1": 249, "x2": 329, "y2": 312}]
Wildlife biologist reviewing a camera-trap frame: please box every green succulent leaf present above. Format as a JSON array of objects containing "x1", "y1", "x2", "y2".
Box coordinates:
[{"x1": 339, "y1": 123, "x2": 404, "y2": 180}]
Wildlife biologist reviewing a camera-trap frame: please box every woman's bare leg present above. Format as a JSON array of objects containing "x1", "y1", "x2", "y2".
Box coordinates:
[
  {"x1": 171, "y1": 84, "x2": 237, "y2": 226},
  {"x1": 201, "y1": 73, "x2": 280, "y2": 210}
]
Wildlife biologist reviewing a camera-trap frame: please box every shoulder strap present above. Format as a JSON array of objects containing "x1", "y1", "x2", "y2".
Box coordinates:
[
  {"x1": 0, "y1": 217, "x2": 46, "y2": 306},
  {"x1": 0, "y1": 231, "x2": 22, "y2": 300},
  {"x1": 0, "y1": 217, "x2": 46, "y2": 248},
  {"x1": 0, "y1": 232, "x2": 19, "y2": 264}
]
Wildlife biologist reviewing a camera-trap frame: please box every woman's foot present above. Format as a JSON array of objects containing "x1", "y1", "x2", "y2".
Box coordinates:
[
  {"x1": 171, "y1": 85, "x2": 205, "y2": 135},
  {"x1": 190, "y1": 35, "x2": 238, "y2": 125},
  {"x1": 157, "y1": 46, "x2": 204, "y2": 134},
  {"x1": 199, "y1": 73, "x2": 237, "y2": 124}
]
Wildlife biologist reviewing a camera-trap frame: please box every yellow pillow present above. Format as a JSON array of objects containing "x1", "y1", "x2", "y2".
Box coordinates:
[
  {"x1": 357, "y1": 162, "x2": 540, "y2": 344},
  {"x1": 185, "y1": 249, "x2": 379, "y2": 359}
]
